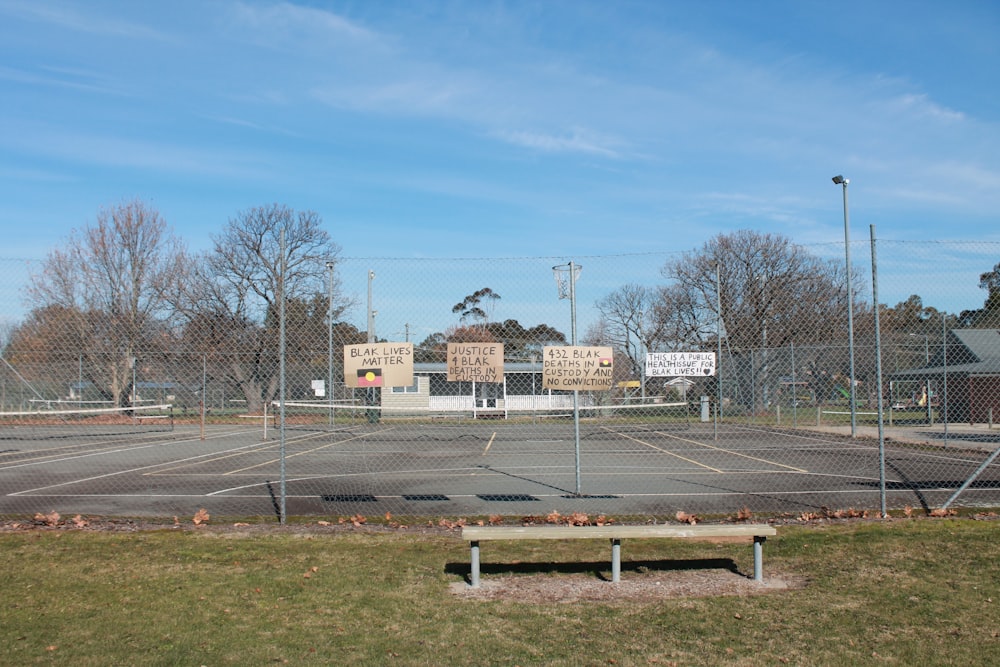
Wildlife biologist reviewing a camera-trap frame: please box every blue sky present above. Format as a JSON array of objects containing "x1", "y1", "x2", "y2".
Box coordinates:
[{"x1": 1, "y1": 1, "x2": 999, "y2": 335}]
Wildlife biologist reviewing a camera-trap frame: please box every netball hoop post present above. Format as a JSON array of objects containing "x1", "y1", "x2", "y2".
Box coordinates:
[{"x1": 552, "y1": 261, "x2": 584, "y2": 494}]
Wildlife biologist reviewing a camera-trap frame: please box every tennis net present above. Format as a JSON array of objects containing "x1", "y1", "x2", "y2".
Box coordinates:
[{"x1": 0, "y1": 403, "x2": 174, "y2": 440}]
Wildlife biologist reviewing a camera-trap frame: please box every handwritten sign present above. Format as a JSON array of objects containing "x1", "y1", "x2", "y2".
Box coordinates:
[
  {"x1": 542, "y1": 346, "x2": 614, "y2": 390},
  {"x1": 447, "y1": 343, "x2": 503, "y2": 383},
  {"x1": 343, "y1": 342, "x2": 414, "y2": 388},
  {"x1": 645, "y1": 352, "x2": 716, "y2": 377}
]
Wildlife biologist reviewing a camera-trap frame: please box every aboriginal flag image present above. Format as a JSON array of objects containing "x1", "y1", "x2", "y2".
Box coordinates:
[
  {"x1": 599, "y1": 357, "x2": 612, "y2": 368},
  {"x1": 357, "y1": 368, "x2": 383, "y2": 387}
]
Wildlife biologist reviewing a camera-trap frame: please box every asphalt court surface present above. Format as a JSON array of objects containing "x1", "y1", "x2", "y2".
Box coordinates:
[{"x1": 1, "y1": 420, "x2": 999, "y2": 518}]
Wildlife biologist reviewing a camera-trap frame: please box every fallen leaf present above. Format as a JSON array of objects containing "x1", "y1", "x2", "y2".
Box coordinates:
[
  {"x1": 192, "y1": 509, "x2": 210, "y2": 525},
  {"x1": 675, "y1": 511, "x2": 698, "y2": 525},
  {"x1": 34, "y1": 511, "x2": 60, "y2": 527},
  {"x1": 929, "y1": 508, "x2": 957, "y2": 517}
]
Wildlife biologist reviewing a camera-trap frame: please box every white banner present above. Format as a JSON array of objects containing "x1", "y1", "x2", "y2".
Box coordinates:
[{"x1": 645, "y1": 352, "x2": 716, "y2": 377}]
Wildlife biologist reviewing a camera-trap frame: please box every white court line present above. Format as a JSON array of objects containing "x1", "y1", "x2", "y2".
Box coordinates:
[
  {"x1": 6, "y1": 433, "x2": 301, "y2": 496},
  {"x1": 0, "y1": 427, "x2": 267, "y2": 469},
  {"x1": 222, "y1": 429, "x2": 394, "y2": 475},
  {"x1": 149, "y1": 428, "x2": 341, "y2": 475},
  {"x1": 606, "y1": 426, "x2": 808, "y2": 473}
]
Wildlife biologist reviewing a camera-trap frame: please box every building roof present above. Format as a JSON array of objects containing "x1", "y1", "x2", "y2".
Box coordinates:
[{"x1": 892, "y1": 329, "x2": 1000, "y2": 378}]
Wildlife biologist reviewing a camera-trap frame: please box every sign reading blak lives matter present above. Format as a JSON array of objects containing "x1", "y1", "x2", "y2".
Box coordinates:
[
  {"x1": 645, "y1": 352, "x2": 716, "y2": 377},
  {"x1": 343, "y1": 342, "x2": 414, "y2": 388},
  {"x1": 447, "y1": 343, "x2": 503, "y2": 383},
  {"x1": 542, "y1": 345, "x2": 614, "y2": 390}
]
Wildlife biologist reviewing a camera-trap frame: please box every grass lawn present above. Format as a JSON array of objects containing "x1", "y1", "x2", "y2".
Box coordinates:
[{"x1": 1, "y1": 517, "x2": 998, "y2": 666}]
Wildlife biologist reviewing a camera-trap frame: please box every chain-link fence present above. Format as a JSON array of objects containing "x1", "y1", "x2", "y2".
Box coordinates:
[{"x1": 2, "y1": 238, "x2": 1000, "y2": 521}]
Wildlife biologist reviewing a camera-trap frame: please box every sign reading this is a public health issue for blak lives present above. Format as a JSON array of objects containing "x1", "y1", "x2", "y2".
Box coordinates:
[
  {"x1": 542, "y1": 346, "x2": 614, "y2": 390},
  {"x1": 645, "y1": 352, "x2": 716, "y2": 377},
  {"x1": 343, "y1": 342, "x2": 414, "y2": 388},
  {"x1": 447, "y1": 342, "x2": 504, "y2": 383}
]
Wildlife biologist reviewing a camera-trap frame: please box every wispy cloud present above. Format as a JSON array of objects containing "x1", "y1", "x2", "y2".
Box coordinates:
[
  {"x1": 496, "y1": 128, "x2": 623, "y2": 157},
  {"x1": 0, "y1": 64, "x2": 125, "y2": 96},
  {"x1": 893, "y1": 93, "x2": 966, "y2": 123},
  {"x1": 229, "y1": 1, "x2": 382, "y2": 50},
  {"x1": 0, "y1": 1, "x2": 173, "y2": 42}
]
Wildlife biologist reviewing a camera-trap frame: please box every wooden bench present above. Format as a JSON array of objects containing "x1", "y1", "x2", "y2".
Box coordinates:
[{"x1": 461, "y1": 524, "x2": 777, "y2": 587}]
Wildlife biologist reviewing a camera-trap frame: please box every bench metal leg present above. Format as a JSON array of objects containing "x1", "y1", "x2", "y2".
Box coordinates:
[
  {"x1": 611, "y1": 538, "x2": 621, "y2": 583},
  {"x1": 753, "y1": 536, "x2": 766, "y2": 582},
  {"x1": 470, "y1": 540, "x2": 480, "y2": 588}
]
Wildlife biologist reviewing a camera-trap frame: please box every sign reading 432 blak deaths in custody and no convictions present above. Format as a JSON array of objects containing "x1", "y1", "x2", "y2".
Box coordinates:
[
  {"x1": 542, "y1": 346, "x2": 614, "y2": 390},
  {"x1": 343, "y1": 342, "x2": 414, "y2": 388},
  {"x1": 645, "y1": 352, "x2": 716, "y2": 377}
]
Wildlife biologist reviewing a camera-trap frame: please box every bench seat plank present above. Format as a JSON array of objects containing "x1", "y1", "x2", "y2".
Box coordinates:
[
  {"x1": 463, "y1": 524, "x2": 776, "y2": 587},
  {"x1": 463, "y1": 524, "x2": 775, "y2": 541}
]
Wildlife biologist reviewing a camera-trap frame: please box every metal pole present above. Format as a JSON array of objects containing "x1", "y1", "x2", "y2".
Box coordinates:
[
  {"x1": 942, "y1": 313, "x2": 949, "y2": 446},
  {"x1": 834, "y1": 176, "x2": 857, "y2": 436},
  {"x1": 200, "y1": 354, "x2": 206, "y2": 441},
  {"x1": 279, "y1": 228, "x2": 287, "y2": 524},
  {"x1": 716, "y1": 262, "x2": 723, "y2": 439},
  {"x1": 569, "y1": 261, "x2": 582, "y2": 495},
  {"x1": 327, "y1": 261, "x2": 335, "y2": 426},
  {"x1": 367, "y1": 269, "x2": 376, "y2": 422},
  {"x1": 367, "y1": 270, "x2": 376, "y2": 343},
  {"x1": 791, "y1": 342, "x2": 797, "y2": 428},
  {"x1": 870, "y1": 225, "x2": 886, "y2": 517}
]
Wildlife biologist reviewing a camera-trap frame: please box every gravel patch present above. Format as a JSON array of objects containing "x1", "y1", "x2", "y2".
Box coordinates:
[{"x1": 451, "y1": 569, "x2": 800, "y2": 603}]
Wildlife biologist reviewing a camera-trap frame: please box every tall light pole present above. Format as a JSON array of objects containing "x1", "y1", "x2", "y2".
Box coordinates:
[{"x1": 833, "y1": 175, "x2": 857, "y2": 437}]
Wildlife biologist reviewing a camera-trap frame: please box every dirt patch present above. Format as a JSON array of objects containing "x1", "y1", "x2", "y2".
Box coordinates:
[{"x1": 451, "y1": 569, "x2": 802, "y2": 603}]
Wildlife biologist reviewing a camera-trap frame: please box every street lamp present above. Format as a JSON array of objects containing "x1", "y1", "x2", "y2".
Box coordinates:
[{"x1": 832, "y1": 175, "x2": 857, "y2": 437}]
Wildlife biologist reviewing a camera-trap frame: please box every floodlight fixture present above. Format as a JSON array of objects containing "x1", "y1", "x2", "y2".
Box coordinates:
[{"x1": 832, "y1": 175, "x2": 847, "y2": 185}]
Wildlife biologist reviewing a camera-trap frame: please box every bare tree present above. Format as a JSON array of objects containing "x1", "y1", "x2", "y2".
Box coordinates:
[
  {"x1": 659, "y1": 230, "x2": 856, "y2": 410},
  {"x1": 174, "y1": 204, "x2": 349, "y2": 413},
  {"x1": 594, "y1": 283, "x2": 656, "y2": 379},
  {"x1": 24, "y1": 199, "x2": 186, "y2": 407}
]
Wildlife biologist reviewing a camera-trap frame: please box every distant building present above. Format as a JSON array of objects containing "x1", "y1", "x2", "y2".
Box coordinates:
[{"x1": 891, "y1": 329, "x2": 1000, "y2": 423}]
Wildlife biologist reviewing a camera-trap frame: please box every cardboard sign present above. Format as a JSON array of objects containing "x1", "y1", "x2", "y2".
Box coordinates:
[
  {"x1": 645, "y1": 352, "x2": 716, "y2": 377},
  {"x1": 447, "y1": 343, "x2": 504, "y2": 383},
  {"x1": 542, "y1": 346, "x2": 614, "y2": 390},
  {"x1": 343, "y1": 343, "x2": 414, "y2": 388}
]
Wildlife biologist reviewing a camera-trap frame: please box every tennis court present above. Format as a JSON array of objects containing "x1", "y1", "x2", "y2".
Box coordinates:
[{"x1": 2, "y1": 412, "x2": 999, "y2": 519}]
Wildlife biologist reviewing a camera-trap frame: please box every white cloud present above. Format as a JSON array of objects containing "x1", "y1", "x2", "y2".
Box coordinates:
[
  {"x1": 0, "y1": 1, "x2": 173, "y2": 42},
  {"x1": 495, "y1": 128, "x2": 623, "y2": 158}
]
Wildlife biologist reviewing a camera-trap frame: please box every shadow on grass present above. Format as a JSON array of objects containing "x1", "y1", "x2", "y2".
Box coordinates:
[{"x1": 445, "y1": 557, "x2": 742, "y2": 585}]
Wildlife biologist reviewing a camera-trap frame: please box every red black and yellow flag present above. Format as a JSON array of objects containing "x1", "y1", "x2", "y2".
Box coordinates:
[{"x1": 357, "y1": 368, "x2": 383, "y2": 387}]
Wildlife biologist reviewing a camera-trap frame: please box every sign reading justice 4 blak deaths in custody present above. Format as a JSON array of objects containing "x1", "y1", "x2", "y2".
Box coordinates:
[
  {"x1": 542, "y1": 346, "x2": 614, "y2": 390},
  {"x1": 645, "y1": 351, "x2": 716, "y2": 377},
  {"x1": 447, "y1": 343, "x2": 503, "y2": 382},
  {"x1": 343, "y1": 342, "x2": 414, "y2": 388}
]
